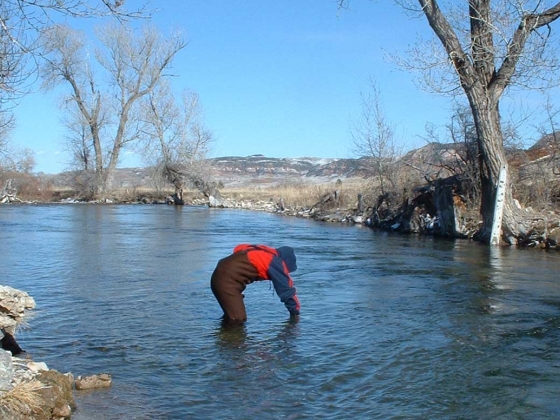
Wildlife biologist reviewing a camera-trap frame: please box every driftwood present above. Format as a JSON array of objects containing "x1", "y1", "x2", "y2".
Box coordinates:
[{"x1": 0, "y1": 179, "x2": 22, "y2": 204}]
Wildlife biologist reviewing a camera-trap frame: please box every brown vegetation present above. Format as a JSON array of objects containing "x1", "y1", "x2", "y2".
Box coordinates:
[
  {"x1": 218, "y1": 179, "x2": 366, "y2": 210},
  {"x1": 0, "y1": 381, "x2": 46, "y2": 419}
]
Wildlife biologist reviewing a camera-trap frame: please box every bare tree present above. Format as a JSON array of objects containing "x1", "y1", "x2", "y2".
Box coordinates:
[
  {"x1": 340, "y1": 1, "x2": 560, "y2": 244},
  {"x1": 0, "y1": 1, "x2": 145, "y2": 154},
  {"x1": 140, "y1": 82, "x2": 214, "y2": 204},
  {"x1": 349, "y1": 81, "x2": 401, "y2": 195},
  {"x1": 422, "y1": 103, "x2": 481, "y2": 202},
  {"x1": 1, "y1": 1, "x2": 37, "y2": 105},
  {"x1": 0, "y1": 1, "x2": 31, "y2": 156},
  {"x1": 41, "y1": 23, "x2": 186, "y2": 198},
  {"x1": 0, "y1": 0, "x2": 145, "y2": 185},
  {"x1": 1, "y1": 0, "x2": 145, "y2": 99},
  {"x1": 0, "y1": 143, "x2": 36, "y2": 173},
  {"x1": 0, "y1": 103, "x2": 35, "y2": 175},
  {"x1": 13, "y1": 148, "x2": 36, "y2": 173}
]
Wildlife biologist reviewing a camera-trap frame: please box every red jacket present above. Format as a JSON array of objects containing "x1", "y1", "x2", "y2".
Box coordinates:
[{"x1": 232, "y1": 244, "x2": 300, "y2": 315}]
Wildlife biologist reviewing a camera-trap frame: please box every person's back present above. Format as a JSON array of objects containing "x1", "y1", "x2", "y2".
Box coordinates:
[{"x1": 210, "y1": 244, "x2": 300, "y2": 324}]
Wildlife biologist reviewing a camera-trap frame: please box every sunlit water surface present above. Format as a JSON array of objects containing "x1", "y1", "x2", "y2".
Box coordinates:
[{"x1": 1, "y1": 204, "x2": 560, "y2": 419}]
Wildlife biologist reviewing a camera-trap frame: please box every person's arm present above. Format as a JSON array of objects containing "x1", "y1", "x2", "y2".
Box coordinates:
[{"x1": 268, "y1": 257, "x2": 300, "y2": 316}]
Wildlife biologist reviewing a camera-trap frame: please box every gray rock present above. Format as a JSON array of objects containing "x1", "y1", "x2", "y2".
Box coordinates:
[
  {"x1": 0, "y1": 286, "x2": 36, "y2": 335},
  {"x1": 0, "y1": 350, "x2": 13, "y2": 391}
]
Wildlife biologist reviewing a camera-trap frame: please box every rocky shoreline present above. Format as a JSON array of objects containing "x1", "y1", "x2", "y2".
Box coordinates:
[{"x1": 0, "y1": 286, "x2": 111, "y2": 419}]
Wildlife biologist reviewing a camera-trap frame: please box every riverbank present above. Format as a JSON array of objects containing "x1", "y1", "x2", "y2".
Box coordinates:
[{"x1": 4, "y1": 157, "x2": 560, "y2": 249}]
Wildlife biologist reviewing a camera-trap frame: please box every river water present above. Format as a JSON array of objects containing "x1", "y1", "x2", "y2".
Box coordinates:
[{"x1": 1, "y1": 204, "x2": 560, "y2": 419}]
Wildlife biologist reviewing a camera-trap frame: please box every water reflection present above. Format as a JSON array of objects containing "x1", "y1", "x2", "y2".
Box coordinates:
[
  {"x1": 215, "y1": 318, "x2": 248, "y2": 349},
  {"x1": 215, "y1": 316, "x2": 300, "y2": 350}
]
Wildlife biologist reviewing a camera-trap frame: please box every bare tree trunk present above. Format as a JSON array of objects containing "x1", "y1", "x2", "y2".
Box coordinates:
[
  {"x1": 93, "y1": 133, "x2": 105, "y2": 197},
  {"x1": 467, "y1": 95, "x2": 522, "y2": 244}
]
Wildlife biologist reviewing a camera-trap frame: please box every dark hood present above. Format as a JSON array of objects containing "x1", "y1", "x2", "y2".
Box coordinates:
[{"x1": 276, "y1": 246, "x2": 297, "y2": 272}]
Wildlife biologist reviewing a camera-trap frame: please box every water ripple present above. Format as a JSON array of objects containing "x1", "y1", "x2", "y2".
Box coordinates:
[{"x1": 1, "y1": 206, "x2": 560, "y2": 419}]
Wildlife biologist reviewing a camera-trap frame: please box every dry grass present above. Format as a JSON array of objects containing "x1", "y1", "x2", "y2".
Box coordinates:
[
  {"x1": 218, "y1": 178, "x2": 369, "y2": 209},
  {"x1": 0, "y1": 380, "x2": 45, "y2": 416},
  {"x1": 24, "y1": 174, "x2": 374, "y2": 208},
  {"x1": 81, "y1": 180, "x2": 370, "y2": 208}
]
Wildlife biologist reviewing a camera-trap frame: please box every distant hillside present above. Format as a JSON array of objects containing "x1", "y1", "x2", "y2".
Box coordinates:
[
  {"x1": 47, "y1": 155, "x2": 378, "y2": 190},
  {"x1": 208, "y1": 155, "x2": 376, "y2": 187},
  {"x1": 45, "y1": 134, "x2": 559, "y2": 190}
]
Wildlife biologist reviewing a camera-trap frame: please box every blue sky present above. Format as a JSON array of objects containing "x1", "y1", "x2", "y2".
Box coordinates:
[{"x1": 10, "y1": 1, "x2": 559, "y2": 174}]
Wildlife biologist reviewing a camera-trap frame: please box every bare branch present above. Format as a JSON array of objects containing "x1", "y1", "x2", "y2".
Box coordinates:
[{"x1": 349, "y1": 79, "x2": 403, "y2": 194}]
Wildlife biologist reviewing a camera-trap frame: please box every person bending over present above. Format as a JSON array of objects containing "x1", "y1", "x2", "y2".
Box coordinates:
[{"x1": 211, "y1": 244, "x2": 300, "y2": 324}]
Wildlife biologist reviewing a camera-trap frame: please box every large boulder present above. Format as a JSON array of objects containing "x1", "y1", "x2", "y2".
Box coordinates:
[{"x1": 34, "y1": 370, "x2": 75, "y2": 420}]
